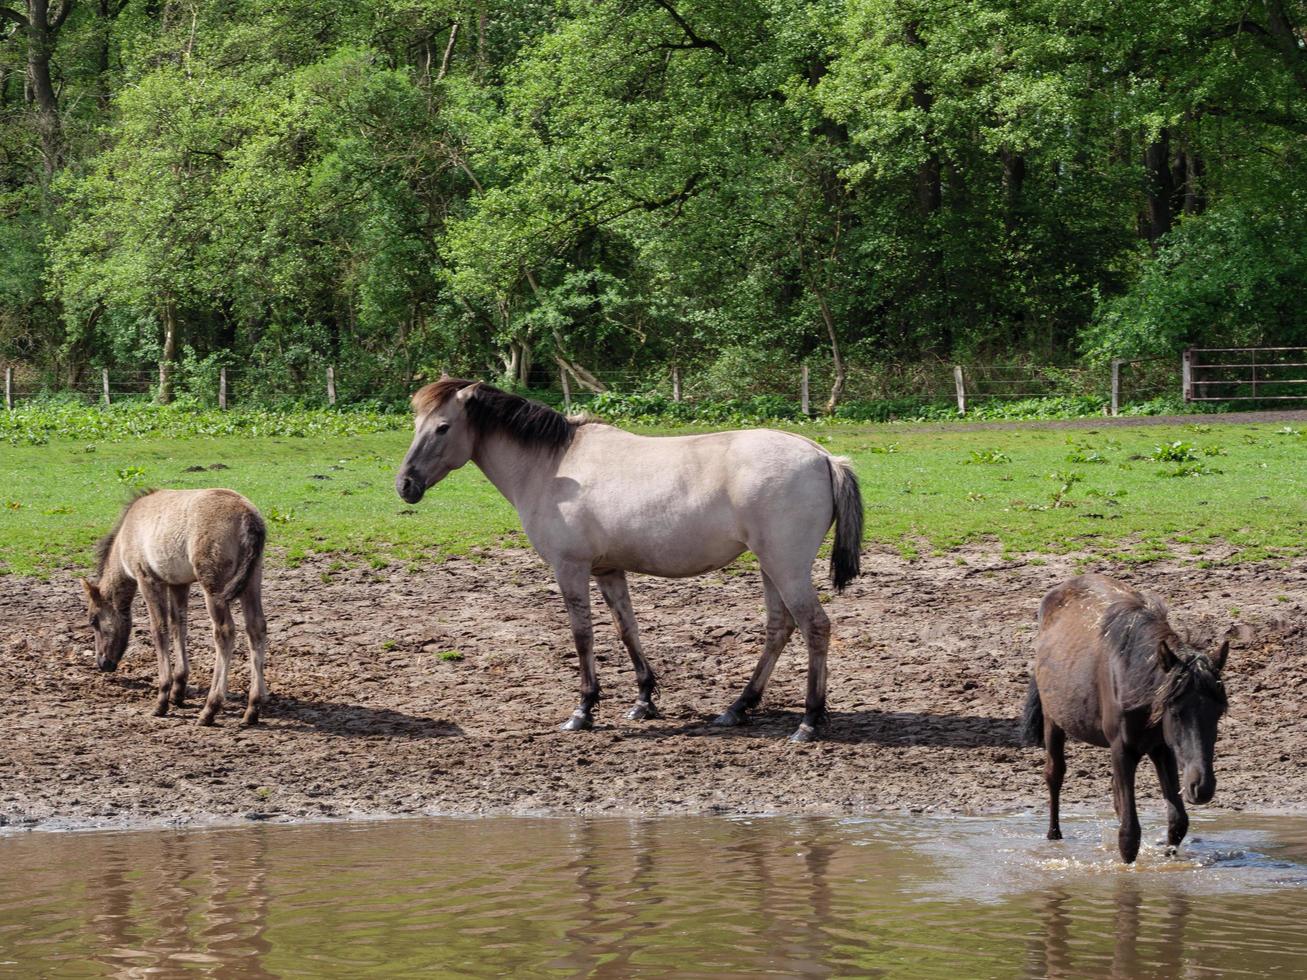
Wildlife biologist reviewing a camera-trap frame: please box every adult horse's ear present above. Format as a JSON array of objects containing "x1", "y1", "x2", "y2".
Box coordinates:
[
  {"x1": 80, "y1": 578, "x2": 100, "y2": 603},
  {"x1": 455, "y1": 382, "x2": 481, "y2": 403},
  {"x1": 1156, "y1": 639, "x2": 1178, "y2": 671},
  {"x1": 1212, "y1": 638, "x2": 1230, "y2": 673}
]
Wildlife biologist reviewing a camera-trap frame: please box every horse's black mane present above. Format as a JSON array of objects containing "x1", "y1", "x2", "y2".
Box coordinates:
[
  {"x1": 411, "y1": 378, "x2": 579, "y2": 452},
  {"x1": 1103, "y1": 594, "x2": 1227, "y2": 723},
  {"x1": 95, "y1": 488, "x2": 158, "y2": 577}
]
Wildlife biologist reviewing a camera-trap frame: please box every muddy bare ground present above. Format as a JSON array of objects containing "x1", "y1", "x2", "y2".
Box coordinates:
[{"x1": 2, "y1": 547, "x2": 1304, "y2": 831}]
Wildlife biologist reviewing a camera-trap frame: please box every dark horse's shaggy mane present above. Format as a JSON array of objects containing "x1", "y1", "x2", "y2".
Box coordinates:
[
  {"x1": 411, "y1": 378, "x2": 579, "y2": 452},
  {"x1": 1102, "y1": 593, "x2": 1227, "y2": 723},
  {"x1": 95, "y1": 488, "x2": 158, "y2": 577}
]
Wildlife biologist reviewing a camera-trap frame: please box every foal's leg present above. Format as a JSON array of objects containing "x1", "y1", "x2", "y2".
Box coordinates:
[
  {"x1": 556, "y1": 562, "x2": 599, "y2": 732},
  {"x1": 139, "y1": 580, "x2": 173, "y2": 717},
  {"x1": 714, "y1": 571, "x2": 795, "y2": 727},
  {"x1": 1111, "y1": 741, "x2": 1143, "y2": 863},
  {"x1": 167, "y1": 583, "x2": 190, "y2": 707},
  {"x1": 768, "y1": 571, "x2": 831, "y2": 743},
  {"x1": 595, "y1": 571, "x2": 659, "y2": 721},
  {"x1": 238, "y1": 573, "x2": 269, "y2": 727},
  {"x1": 1044, "y1": 720, "x2": 1067, "y2": 841},
  {"x1": 1149, "y1": 745, "x2": 1189, "y2": 851},
  {"x1": 198, "y1": 591, "x2": 237, "y2": 727}
]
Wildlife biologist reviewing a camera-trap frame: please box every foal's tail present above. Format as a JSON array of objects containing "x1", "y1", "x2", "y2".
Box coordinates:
[
  {"x1": 827, "y1": 455, "x2": 864, "y2": 593},
  {"x1": 1020, "y1": 676, "x2": 1044, "y2": 747},
  {"x1": 222, "y1": 509, "x2": 267, "y2": 602}
]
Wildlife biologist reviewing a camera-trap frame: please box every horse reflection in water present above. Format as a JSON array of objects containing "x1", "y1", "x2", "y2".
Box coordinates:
[
  {"x1": 1025, "y1": 880, "x2": 1191, "y2": 979},
  {"x1": 82, "y1": 830, "x2": 275, "y2": 978}
]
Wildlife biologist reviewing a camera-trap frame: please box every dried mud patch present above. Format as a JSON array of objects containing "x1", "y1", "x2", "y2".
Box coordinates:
[{"x1": 1, "y1": 549, "x2": 1304, "y2": 830}]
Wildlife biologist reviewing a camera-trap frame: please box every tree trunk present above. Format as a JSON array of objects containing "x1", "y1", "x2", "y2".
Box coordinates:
[
  {"x1": 1143, "y1": 130, "x2": 1175, "y2": 245},
  {"x1": 516, "y1": 342, "x2": 531, "y2": 387},
  {"x1": 25, "y1": 0, "x2": 63, "y2": 180},
  {"x1": 815, "y1": 288, "x2": 845, "y2": 414},
  {"x1": 905, "y1": 23, "x2": 940, "y2": 216},
  {"x1": 158, "y1": 299, "x2": 177, "y2": 404}
]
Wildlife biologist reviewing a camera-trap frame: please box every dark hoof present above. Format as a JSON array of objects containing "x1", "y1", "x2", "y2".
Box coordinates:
[
  {"x1": 171, "y1": 689, "x2": 186, "y2": 708},
  {"x1": 559, "y1": 713, "x2": 593, "y2": 732},
  {"x1": 789, "y1": 723, "x2": 819, "y2": 743},
  {"x1": 198, "y1": 710, "x2": 218, "y2": 727},
  {"x1": 1047, "y1": 829, "x2": 1063, "y2": 841},
  {"x1": 152, "y1": 702, "x2": 170, "y2": 718},
  {"x1": 239, "y1": 712, "x2": 260, "y2": 728},
  {"x1": 712, "y1": 708, "x2": 747, "y2": 728},
  {"x1": 626, "y1": 701, "x2": 660, "y2": 721}
]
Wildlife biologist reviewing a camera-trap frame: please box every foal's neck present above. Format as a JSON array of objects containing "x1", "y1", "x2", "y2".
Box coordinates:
[{"x1": 98, "y1": 541, "x2": 138, "y2": 608}]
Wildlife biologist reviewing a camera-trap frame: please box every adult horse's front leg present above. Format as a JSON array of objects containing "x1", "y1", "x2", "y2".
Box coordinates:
[
  {"x1": 556, "y1": 563, "x2": 600, "y2": 732},
  {"x1": 595, "y1": 571, "x2": 659, "y2": 720},
  {"x1": 1148, "y1": 744, "x2": 1188, "y2": 852},
  {"x1": 1111, "y1": 742, "x2": 1142, "y2": 863},
  {"x1": 715, "y1": 571, "x2": 794, "y2": 728}
]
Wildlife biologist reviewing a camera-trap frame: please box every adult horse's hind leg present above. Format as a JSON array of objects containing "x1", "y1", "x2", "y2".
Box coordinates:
[
  {"x1": 140, "y1": 580, "x2": 174, "y2": 717},
  {"x1": 167, "y1": 583, "x2": 190, "y2": 707},
  {"x1": 198, "y1": 591, "x2": 237, "y2": 727},
  {"x1": 1044, "y1": 721, "x2": 1066, "y2": 840},
  {"x1": 238, "y1": 570, "x2": 269, "y2": 727},
  {"x1": 1148, "y1": 745, "x2": 1188, "y2": 851},
  {"x1": 595, "y1": 571, "x2": 659, "y2": 721},
  {"x1": 764, "y1": 568, "x2": 830, "y2": 743},
  {"x1": 555, "y1": 562, "x2": 600, "y2": 732},
  {"x1": 714, "y1": 571, "x2": 794, "y2": 728}
]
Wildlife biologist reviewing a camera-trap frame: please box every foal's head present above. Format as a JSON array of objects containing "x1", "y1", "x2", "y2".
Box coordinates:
[
  {"x1": 1151, "y1": 638, "x2": 1229, "y2": 805},
  {"x1": 80, "y1": 578, "x2": 132, "y2": 672}
]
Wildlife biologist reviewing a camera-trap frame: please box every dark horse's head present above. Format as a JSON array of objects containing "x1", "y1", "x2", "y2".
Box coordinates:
[
  {"x1": 1151, "y1": 639, "x2": 1229, "y2": 805},
  {"x1": 396, "y1": 378, "x2": 577, "y2": 504}
]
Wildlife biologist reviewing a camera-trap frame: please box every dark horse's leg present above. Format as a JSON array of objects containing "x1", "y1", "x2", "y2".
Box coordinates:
[
  {"x1": 556, "y1": 562, "x2": 600, "y2": 732},
  {"x1": 1044, "y1": 720, "x2": 1067, "y2": 841},
  {"x1": 715, "y1": 571, "x2": 795, "y2": 728},
  {"x1": 1149, "y1": 744, "x2": 1189, "y2": 851},
  {"x1": 1111, "y1": 741, "x2": 1143, "y2": 863},
  {"x1": 595, "y1": 571, "x2": 659, "y2": 720}
]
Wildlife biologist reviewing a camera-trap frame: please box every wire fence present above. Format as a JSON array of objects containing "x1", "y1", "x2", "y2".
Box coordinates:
[{"x1": 1, "y1": 350, "x2": 1288, "y2": 416}]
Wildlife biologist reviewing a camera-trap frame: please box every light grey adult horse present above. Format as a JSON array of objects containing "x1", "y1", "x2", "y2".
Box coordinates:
[{"x1": 395, "y1": 379, "x2": 864, "y2": 741}]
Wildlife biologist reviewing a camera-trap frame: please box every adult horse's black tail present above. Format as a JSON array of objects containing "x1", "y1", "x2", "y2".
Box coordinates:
[
  {"x1": 1021, "y1": 677, "x2": 1044, "y2": 747},
  {"x1": 827, "y1": 455, "x2": 864, "y2": 593}
]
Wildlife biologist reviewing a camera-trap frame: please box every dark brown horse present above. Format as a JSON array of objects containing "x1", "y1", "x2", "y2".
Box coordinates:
[{"x1": 1022, "y1": 574, "x2": 1229, "y2": 863}]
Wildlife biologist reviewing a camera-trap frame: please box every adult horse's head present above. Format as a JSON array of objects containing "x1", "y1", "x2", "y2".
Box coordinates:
[
  {"x1": 1151, "y1": 638, "x2": 1229, "y2": 805},
  {"x1": 396, "y1": 379, "x2": 482, "y2": 503},
  {"x1": 396, "y1": 378, "x2": 577, "y2": 504},
  {"x1": 80, "y1": 578, "x2": 132, "y2": 672}
]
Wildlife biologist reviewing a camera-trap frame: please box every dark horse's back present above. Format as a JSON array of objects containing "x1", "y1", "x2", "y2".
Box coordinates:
[{"x1": 1022, "y1": 574, "x2": 1169, "y2": 750}]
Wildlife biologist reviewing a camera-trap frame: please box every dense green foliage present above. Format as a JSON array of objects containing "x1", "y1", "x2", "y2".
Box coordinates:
[
  {"x1": 2, "y1": 1, "x2": 1305, "y2": 402},
  {"x1": 3, "y1": 417, "x2": 1304, "y2": 576}
]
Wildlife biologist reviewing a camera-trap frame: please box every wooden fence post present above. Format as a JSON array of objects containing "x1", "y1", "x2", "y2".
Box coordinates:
[
  {"x1": 326, "y1": 366, "x2": 337, "y2": 406},
  {"x1": 953, "y1": 365, "x2": 967, "y2": 415},
  {"x1": 1110, "y1": 358, "x2": 1121, "y2": 416},
  {"x1": 1182, "y1": 348, "x2": 1193, "y2": 403},
  {"x1": 219, "y1": 367, "x2": 228, "y2": 410},
  {"x1": 671, "y1": 364, "x2": 681, "y2": 403},
  {"x1": 102, "y1": 368, "x2": 111, "y2": 407},
  {"x1": 559, "y1": 362, "x2": 572, "y2": 412},
  {"x1": 800, "y1": 364, "x2": 810, "y2": 416},
  {"x1": 4, "y1": 367, "x2": 11, "y2": 411}
]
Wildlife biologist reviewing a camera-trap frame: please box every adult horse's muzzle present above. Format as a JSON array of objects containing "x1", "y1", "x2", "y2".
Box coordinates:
[
  {"x1": 1184, "y1": 769, "x2": 1216, "y2": 805},
  {"x1": 96, "y1": 653, "x2": 119, "y2": 673},
  {"x1": 396, "y1": 471, "x2": 426, "y2": 504}
]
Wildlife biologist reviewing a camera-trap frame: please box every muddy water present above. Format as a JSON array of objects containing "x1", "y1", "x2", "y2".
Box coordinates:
[{"x1": 3, "y1": 813, "x2": 1307, "y2": 978}]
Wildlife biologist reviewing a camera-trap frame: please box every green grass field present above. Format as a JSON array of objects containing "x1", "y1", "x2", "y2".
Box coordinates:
[{"x1": 1, "y1": 416, "x2": 1304, "y2": 577}]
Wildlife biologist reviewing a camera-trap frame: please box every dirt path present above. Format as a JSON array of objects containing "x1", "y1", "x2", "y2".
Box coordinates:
[{"x1": 2, "y1": 548, "x2": 1304, "y2": 831}]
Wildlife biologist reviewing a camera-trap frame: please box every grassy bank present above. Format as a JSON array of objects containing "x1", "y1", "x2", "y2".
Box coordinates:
[{"x1": 1, "y1": 414, "x2": 1303, "y2": 577}]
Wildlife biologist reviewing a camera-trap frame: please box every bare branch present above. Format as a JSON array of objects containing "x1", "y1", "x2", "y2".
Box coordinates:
[
  {"x1": 0, "y1": 5, "x2": 28, "y2": 28},
  {"x1": 651, "y1": 0, "x2": 727, "y2": 60}
]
